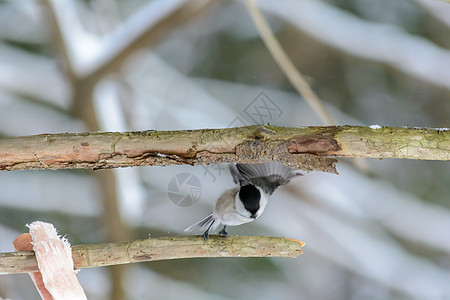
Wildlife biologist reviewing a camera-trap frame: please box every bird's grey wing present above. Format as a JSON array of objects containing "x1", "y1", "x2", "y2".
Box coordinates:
[
  {"x1": 234, "y1": 161, "x2": 302, "y2": 194},
  {"x1": 229, "y1": 163, "x2": 246, "y2": 185}
]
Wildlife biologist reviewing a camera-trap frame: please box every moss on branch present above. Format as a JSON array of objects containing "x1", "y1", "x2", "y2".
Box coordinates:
[{"x1": 0, "y1": 125, "x2": 447, "y2": 172}]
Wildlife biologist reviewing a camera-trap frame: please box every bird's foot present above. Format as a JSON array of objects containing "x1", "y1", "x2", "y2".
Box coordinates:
[
  {"x1": 202, "y1": 230, "x2": 210, "y2": 243},
  {"x1": 218, "y1": 226, "x2": 228, "y2": 238}
]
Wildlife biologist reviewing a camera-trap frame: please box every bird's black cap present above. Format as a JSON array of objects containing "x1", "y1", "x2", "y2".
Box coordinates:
[{"x1": 239, "y1": 185, "x2": 260, "y2": 216}]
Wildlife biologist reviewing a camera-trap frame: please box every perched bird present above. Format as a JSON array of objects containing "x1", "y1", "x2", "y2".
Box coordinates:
[{"x1": 185, "y1": 161, "x2": 302, "y2": 240}]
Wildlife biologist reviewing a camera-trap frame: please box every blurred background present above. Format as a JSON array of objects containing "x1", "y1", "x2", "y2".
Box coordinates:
[{"x1": 0, "y1": 0, "x2": 449, "y2": 299}]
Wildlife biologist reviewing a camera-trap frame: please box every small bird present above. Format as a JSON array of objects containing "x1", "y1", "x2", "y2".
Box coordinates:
[{"x1": 185, "y1": 161, "x2": 302, "y2": 240}]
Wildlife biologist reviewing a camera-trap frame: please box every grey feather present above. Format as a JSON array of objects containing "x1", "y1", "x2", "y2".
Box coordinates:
[
  {"x1": 229, "y1": 164, "x2": 245, "y2": 185},
  {"x1": 184, "y1": 214, "x2": 216, "y2": 232},
  {"x1": 230, "y1": 161, "x2": 302, "y2": 195}
]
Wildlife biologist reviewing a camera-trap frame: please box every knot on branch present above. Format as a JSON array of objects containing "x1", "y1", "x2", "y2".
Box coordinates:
[{"x1": 287, "y1": 136, "x2": 341, "y2": 154}]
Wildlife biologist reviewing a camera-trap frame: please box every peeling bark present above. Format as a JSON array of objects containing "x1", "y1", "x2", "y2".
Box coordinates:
[{"x1": 0, "y1": 126, "x2": 448, "y2": 172}]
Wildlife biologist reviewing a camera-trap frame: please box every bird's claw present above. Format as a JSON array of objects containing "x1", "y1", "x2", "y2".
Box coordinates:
[
  {"x1": 202, "y1": 230, "x2": 209, "y2": 243},
  {"x1": 218, "y1": 226, "x2": 228, "y2": 237}
]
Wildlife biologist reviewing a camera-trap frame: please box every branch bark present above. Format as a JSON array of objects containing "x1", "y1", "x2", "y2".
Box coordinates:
[
  {"x1": 0, "y1": 125, "x2": 448, "y2": 172},
  {"x1": 0, "y1": 236, "x2": 304, "y2": 275}
]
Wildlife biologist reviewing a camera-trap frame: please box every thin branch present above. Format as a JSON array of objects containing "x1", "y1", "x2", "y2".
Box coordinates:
[
  {"x1": 245, "y1": 0, "x2": 335, "y2": 125},
  {"x1": 0, "y1": 236, "x2": 305, "y2": 275},
  {"x1": 244, "y1": 0, "x2": 373, "y2": 173},
  {"x1": 0, "y1": 126, "x2": 448, "y2": 172}
]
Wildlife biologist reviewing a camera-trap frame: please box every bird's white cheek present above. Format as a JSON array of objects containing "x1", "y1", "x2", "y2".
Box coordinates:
[
  {"x1": 235, "y1": 196, "x2": 249, "y2": 216},
  {"x1": 240, "y1": 208, "x2": 252, "y2": 219},
  {"x1": 256, "y1": 192, "x2": 269, "y2": 219}
]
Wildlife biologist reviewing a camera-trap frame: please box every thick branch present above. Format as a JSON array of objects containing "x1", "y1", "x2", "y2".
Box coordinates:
[
  {"x1": 0, "y1": 125, "x2": 448, "y2": 172},
  {"x1": 0, "y1": 236, "x2": 304, "y2": 275}
]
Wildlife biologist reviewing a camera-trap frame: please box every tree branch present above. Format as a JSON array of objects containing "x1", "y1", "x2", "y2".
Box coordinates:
[
  {"x1": 0, "y1": 236, "x2": 304, "y2": 275},
  {"x1": 0, "y1": 125, "x2": 448, "y2": 172},
  {"x1": 245, "y1": 0, "x2": 335, "y2": 125}
]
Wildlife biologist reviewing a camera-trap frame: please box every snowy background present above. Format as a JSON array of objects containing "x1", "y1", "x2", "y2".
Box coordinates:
[{"x1": 0, "y1": 0, "x2": 449, "y2": 299}]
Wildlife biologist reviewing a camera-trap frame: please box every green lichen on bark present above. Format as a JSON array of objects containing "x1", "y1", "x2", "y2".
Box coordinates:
[{"x1": 0, "y1": 125, "x2": 447, "y2": 172}]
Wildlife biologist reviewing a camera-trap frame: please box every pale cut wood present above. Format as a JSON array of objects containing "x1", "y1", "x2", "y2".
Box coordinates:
[{"x1": 28, "y1": 222, "x2": 87, "y2": 299}]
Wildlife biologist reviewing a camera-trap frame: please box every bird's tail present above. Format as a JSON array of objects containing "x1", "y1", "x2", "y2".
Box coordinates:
[{"x1": 184, "y1": 214, "x2": 218, "y2": 232}]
